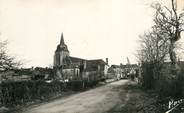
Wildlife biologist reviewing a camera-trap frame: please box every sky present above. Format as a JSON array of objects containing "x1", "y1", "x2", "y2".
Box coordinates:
[{"x1": 0, "y1": 0, "x2": 183, "y2": 67}]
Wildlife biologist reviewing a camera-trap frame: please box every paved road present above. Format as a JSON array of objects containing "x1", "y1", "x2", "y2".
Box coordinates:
[{"x1": 21, "y1": 80, "x2": 130, "y2": 113}]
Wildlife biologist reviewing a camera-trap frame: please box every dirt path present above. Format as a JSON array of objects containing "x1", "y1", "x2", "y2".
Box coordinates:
[
  {"x1": 107, "y1": 81, "x2": 159, "y2": 113},
  {"x1": 19, "y1": 80, "x2": 130, "y2": 113}
]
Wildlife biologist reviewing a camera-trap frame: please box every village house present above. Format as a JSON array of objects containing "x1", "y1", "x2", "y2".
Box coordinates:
[
  {"x1": 108, "y1": 63, "x2": 139, "y2": 80},
  {"x1": 53, "y1": 33, "x2": 109, "y2": 81},
  {"x1": 120, "y1": 64, "x2": 138, "y2": 76},
  {"x1": 32, "y1": 67, "x2": 53, "y2": 80},
  {"x1": 0, "y1": 66, "x2": 55, "y2": 82},
  {"x1": 108, "y1": 65, "x2": 124, "y2": 80},
  {"x1": 0, "y1": 68, "x2": 33, "y2": 82}
]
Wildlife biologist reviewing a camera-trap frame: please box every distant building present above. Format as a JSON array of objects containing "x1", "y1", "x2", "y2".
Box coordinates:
[
  {"x1": 108, "y1": 65, "x2": 123, "y2": 80},
  {"x1": 0, "y1": 68, "x2": 33, "y2": 82},
  {"x1": 32, "y1": 67, "x2": 53, "y2": 80},
  {"x1": 0, "y1": 67, "x2": 55, "y2": 82},
  {"x1": 108, "y1": 63, "x2": 138, "y2": 79},
  {"x1": 53, "y1": 33, "x2": 109, "y2": 81},
  {"x1": 120, "y1": 64, "x2": 138, "y2": 75}
]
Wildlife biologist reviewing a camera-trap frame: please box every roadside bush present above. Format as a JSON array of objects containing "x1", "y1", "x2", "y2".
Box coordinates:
[
  {"x1": 175, "y1": 69, "x2": 184, "y2": 98},
  {"x1": 170, "y1": 69, "x2": 184, "y2": 99},
  {"x1": 84, "y1": 80, "x2": 98, "y2": 88},
  {"x1": 140, "y1": 62, "x2": 156, "y2": 89},
  {"x1": 0, "y1": 80, "x2": 65, "y2": 106},
  {"x1": 156, "y1": 77, "x2": 173, "y2": 98},
  {"x1": 0, "y1": 80, "x2": 99, "y2": 106},
  {"x1": 156, "y1": 68, "x2": 184, "y2": 99},
  {"x1": 66, "y1": 80, "x2": 83, "y2": 91}
]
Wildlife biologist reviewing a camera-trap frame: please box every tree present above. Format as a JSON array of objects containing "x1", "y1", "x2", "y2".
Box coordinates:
[
  {"x1": 152, "y1": 0, "x2": 184, "y2": 73},
  {"x1": 138, "y1": 0, "x2": 184, "y2": 76},
  {"x1": 137, "y1": 27, "x2": 170, "y2": 88},
  {"x1": 0, "y1": 40, "x2": 21, "y2": 71},
  {"x1": 137, "y1": 0, "x2": 184, "y2": 88},
  {"x1": 137, "y1": 28, "x2": 169, "y2": 64}
]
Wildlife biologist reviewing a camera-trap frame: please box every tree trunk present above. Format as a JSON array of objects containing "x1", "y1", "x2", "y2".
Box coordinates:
[
  {"x1": 169, "y1": 40, "x2": 176, "y2": 65},
  {"x1": 169, "y1": 40, "x2": 179, "y2": 76}
]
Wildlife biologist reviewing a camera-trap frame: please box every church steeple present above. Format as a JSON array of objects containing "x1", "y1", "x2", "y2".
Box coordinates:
[
  {"x1": 54, "y1": 33, "x2": 70, "y2": 67},
  {"x1": 60, "y1": 33, "x2": 65, "y2": 45},
  {"x1": 55, "y1": 33, "x2": 69, "y2": 52}
]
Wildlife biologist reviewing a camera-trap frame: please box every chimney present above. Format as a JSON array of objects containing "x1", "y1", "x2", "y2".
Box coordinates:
[
  {"x1": 106, "y1": 58, "x2": 108, "y2": 65},
  {"x1": 83, "y1": 60, "x2": 87, "y2": 70}
]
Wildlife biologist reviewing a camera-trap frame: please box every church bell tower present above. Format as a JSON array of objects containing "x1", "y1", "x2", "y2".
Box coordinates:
[{"x1": 54, "y1": 33, "x2": 70, "y2": 67}]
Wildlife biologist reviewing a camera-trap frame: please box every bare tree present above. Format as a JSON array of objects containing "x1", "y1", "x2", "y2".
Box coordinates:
[
  {"x1": 0, "y1": 40, "x2": 21, "y2": 71},
  {"x1": 136, "y1": 0, "x2": 184, "y2": 88},
  {"x1": 137, "y1": 25, "x2": 171, "y2": 89},
  {"x1": 152, "y1": 0, "x2": 184, "y2": 71},
  {"x1": 137, "y1": 28, "x2": 169, "y2": 64}
]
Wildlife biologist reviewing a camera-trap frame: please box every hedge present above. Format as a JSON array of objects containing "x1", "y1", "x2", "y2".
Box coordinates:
[{"x1": 0, "y1": 80, "x2": 98, "y2": 106}]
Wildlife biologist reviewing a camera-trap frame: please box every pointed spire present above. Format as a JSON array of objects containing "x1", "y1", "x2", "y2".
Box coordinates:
[{"x1": 60, "y1": 33, "x2": 65, "y2": 45}]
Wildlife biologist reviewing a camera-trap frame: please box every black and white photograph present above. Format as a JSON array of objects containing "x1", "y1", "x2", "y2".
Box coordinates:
[{"x1": 0, "y1": 0, "x2": 184, "y2": 113}]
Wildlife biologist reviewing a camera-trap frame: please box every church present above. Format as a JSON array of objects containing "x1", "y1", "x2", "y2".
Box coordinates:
[{"x1": 53, "y1": 33, "x2": 109, "y2": 81}]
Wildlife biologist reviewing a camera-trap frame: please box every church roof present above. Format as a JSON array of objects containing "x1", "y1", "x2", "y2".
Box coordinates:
[
  {"x1": 55, "y1": 45, "x2": 69, "y2": 52},
  {"x1": 87, "y1": 59, "x2": 107, "y2": 65},
  {"x1": 69, "y1": 57, "x2": 85, "y2": 64},
  {"x1": 69, "y1": 57, "x2": 107, "y2": 65},
  {"x1": 55, "y1": 33, "x2": 69, "y2": 52},
  {"x1": 60, "y1": 33, "x2": 65, "y2": 45}
]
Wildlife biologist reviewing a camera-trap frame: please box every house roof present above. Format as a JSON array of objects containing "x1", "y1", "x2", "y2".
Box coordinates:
[
  {"x1": 34, "y1": 67, "x2": 53, "y2": 75},
  {"x1": 111, "y1": 65, "x2": 120, "y2": 68},
  {"x1": 110, "y1": 64, "x2": 138, "y2": 69},
  {"x1": 120, "y1": 64, "x2": 138, "y2": 68}
]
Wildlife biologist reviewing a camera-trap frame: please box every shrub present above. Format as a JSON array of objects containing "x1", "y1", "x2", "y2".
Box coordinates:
[
  {"x1": 0, "y1": 80, "x2": 65, "y2": 106},
  {"x1": 66, "y1": 80, "x2": 83, "y2": 91},
  {"x1": 0, "y1": 80, "x2": 99, "y2": 106},
  {"x1": 140, "y1": 62, "x2": 156, "y2": 89},
  {"x1": 172, "y1": 69, "x2": 184, "y2": 98},
  {"x1": 156, "y1": 68, "x2": 184, "y2": 99}
]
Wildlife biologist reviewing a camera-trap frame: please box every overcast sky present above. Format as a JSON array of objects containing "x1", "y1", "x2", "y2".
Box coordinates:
[{"x1": 0, "y1": 0, "x2": 183, "y2": 67}]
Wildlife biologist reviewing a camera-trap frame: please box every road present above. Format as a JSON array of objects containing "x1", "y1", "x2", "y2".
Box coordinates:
[{"x1": 21, "y1": 80, "x2": 130, "y2": 113}]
